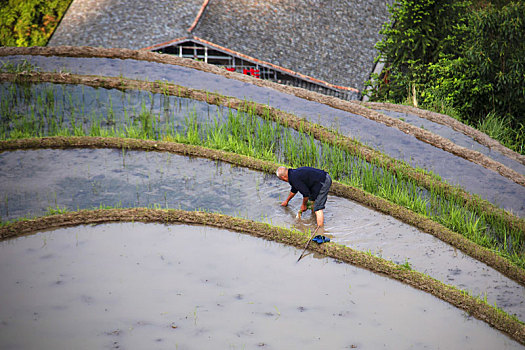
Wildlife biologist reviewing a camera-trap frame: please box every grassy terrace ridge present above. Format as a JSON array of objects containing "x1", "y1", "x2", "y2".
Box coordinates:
[
  {"x1": 1, "y1": 71, "x2": 524, "y2": 236},
  {"x1": 362, "y1": 102, "x2": 525, "y2": 167},
  {"x1": 1, "y1": 71, "x2": 525, "y2": 269},
  {"x1": 1, "y1": 135, "x2": 524, "y2": 287},
  {"x1": 0, "y1": 207, "x2": 524, "y2": 345},
  {"x1": 0, "y1": 46, "x2": 523, "y2": 187}
]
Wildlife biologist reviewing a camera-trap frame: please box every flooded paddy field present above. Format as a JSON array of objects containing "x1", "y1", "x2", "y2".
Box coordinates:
[
  {"x1": 377, "y1": 108, "x2": 525, "y2": 176},
  {"x1": 1, "y1": 148, "x2": 523, "y2": 320},
  {"x1": 1, "y1": 79, "x2": 525, "y2": 218},
  {"x1": 0, "y1": 81, "x2": 225, "y2": 139},
  {"x1": 0, "y1": 222, "x2": 523, "y2": 350},
  {"x1": 1, "y1": 50, "x2": 524, "y2": 346},
  {"x1": 2, "y1": 56, "x2": 524, "y2": 217}
]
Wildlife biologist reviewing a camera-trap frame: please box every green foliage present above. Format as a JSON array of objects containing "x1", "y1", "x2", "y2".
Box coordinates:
[
  {"x1": 371, "y1": 0, "x2": 471, "y2": 101},
  {"x1": 422, "y1": 56, "x2": 489, "y2": 118},
  {"x1": 376, "y1": 0, "x2": 470, "y2": 67},
  {"x1": 464, "y1": 2, "x2": 525, "y2": 123},
  {"x1": 0, "y1": 0, "x2": 72, "y2": 46},
  {"x1": 477, "y1": 113, "x2": 524, "y2": 154},
  {"x1": 369, "y1": 0, "x2": 525, "y2": 155}
]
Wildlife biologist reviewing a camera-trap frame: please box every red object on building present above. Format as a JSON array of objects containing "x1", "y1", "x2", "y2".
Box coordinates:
[
  {"x1": 243, "y1": 67, "x2": 260, "y2": 78},
  {"x1": 226, "y1": 67, "x2": 235, "y2": 72}
]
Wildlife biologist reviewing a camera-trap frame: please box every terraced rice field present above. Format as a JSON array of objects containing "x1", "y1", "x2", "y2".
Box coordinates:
[{"x1": 0, "y1": 47, "x2": 524, "y2": 348}]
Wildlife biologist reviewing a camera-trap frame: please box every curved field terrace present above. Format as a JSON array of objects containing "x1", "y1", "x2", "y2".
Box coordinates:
[
  {"x1": 373, "y1": 107, "x2": 525, "y2": 176},
  {"x1": 1, "y1": 73, "x2": 524, "y2": 272},
  {"x1": 0, "y1": 147, "x2": 523, "y2": 320},
  {"x1": 0, "y1": 47, "x2": 524, "y2": 348},
  {"x1": 1, "y1": 49, "x2": 524, "y2": 217},
  {"x1": 1, "y1": 56, "x2": 524, "y2": 220},
  {"x1": 0, "y1": 222, "x2": 523, "y2": 349}
]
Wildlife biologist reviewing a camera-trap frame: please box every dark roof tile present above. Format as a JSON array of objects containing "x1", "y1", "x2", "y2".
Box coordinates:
[{"x1": 193, "y1": 0, "x2": 392, "y2": 90}]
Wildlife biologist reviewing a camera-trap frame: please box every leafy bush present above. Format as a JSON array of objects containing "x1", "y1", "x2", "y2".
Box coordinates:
[
  {"x1": 370, "y1": 0, "x2": 470, "y2": 101},
  {"x1": 376, "y1": 0, "x2": 470, "y2": 67},
  {"x1": 369, "y1": 0, "x2": 525, "y2": 154},
  {"x1": 0, "y1": 0, "x2": 72, "y2": 46},
  {"x1": 463, "y1": 2, "x2": 525, "y2": 123}
]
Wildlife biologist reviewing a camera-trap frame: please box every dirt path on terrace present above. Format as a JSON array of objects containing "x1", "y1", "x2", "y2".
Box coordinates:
[{"x1": 1, "y1": 207, "x2": 524, "y2": 345}]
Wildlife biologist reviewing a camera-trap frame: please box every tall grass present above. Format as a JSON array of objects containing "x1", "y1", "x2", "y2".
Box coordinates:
[
  {"x1": 411, "y1": 96, "x2": 525, "y2": 156},
  {"x1": 478, "y1": 112, "x2": 525, "y2": 155}
]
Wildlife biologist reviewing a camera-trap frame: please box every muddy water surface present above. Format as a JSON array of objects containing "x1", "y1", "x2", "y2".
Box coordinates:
[
  {"x1": 0, "y1": 81, "x2": 226, "y2": 136},
  {"x1": 1, "y1": 148, "x2": 523, "y2": 320},
  {"x1": 377, "y1": 108, "x2": 525, "y2": 176},
  {"x1": 3, "y1": 55, "x2": 525, "y2": 216},
  {"x1": 0, "y1": 223, "x2": 523, "y2": 349}
]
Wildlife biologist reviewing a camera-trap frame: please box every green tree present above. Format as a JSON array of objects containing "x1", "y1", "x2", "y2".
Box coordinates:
[
  {"x1": 376, "y1": 0, "x2": 470, "y2": 67},
  {"x1": 368, "y1": 0, "x2": 525, "y2": 153},
  {"x1": 421, "y1": 2, "x2": 525, "y2": 125},
  {"x1": 371, "y1": 0, "x2": 471, "y2": 101},
  {"x1": 464, "y1": 2, "x2": 525, "y2": 123},
  {"x1": 0, "y1": 0, "x2": 72, "y2": 47}
]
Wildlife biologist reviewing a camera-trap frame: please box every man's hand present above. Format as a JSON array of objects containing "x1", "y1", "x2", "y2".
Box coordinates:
[{"x1": 281, "y1": 192, "x2": 296, "y2": 207}]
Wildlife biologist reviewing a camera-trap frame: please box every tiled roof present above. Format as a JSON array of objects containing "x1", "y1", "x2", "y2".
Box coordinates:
[
  {"x1": 192, "y1": 0, "x2": 392, "y2": 91},
  {"x1": 49, "y1": 0, "x2": 204, "y2": 50},
  {"x1": 49, "y1": 0, "x2": 392, "y2": 91}
]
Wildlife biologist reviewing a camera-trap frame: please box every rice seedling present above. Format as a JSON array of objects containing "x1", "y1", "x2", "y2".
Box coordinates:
[
  {"x1": 399, "y1": 259, "x2": 412, "y2": 271},
  {"x1": 1, "y1": 81, "x2": 523, "y2": 269},
  {"x1": 45, "y1": 205, "x2": 69, "y2": 216},
  {"x1": 0, "y1": 59, "x2": 38, "y2": 73}
]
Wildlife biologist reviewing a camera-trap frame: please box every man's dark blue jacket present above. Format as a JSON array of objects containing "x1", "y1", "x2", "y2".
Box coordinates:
[{"x1": 288, "y1": 167, "x2": 328, "y2": 201}]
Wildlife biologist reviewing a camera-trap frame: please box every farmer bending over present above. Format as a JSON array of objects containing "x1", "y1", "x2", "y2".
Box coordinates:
[{"x1": 276, "y1": 166, "x2": 332, "y2": 227}]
